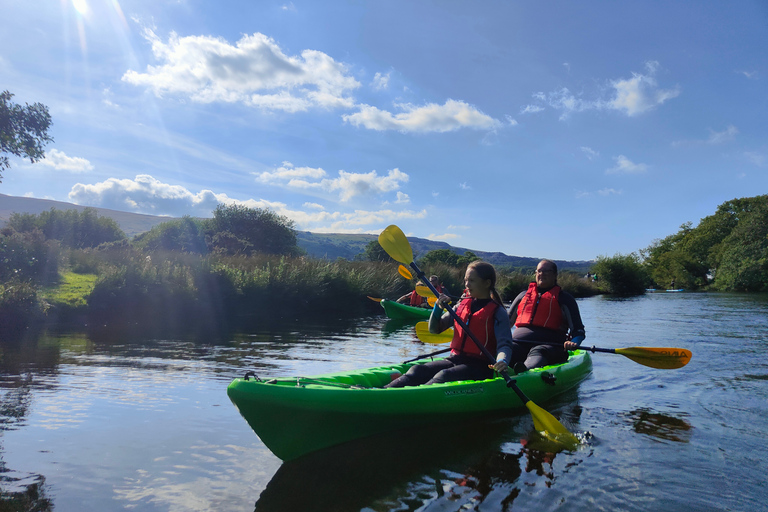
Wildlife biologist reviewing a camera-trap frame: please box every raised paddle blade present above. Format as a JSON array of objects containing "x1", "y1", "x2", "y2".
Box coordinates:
[
  {"x1": 427, "y1": 296, "x2": 437, "y2": 307},
  {"x1": 398, "y1": 265, "x2": 413, "y2": 280},
  {"x1": 367, "y1": 296, "x2": 383, "y2": 302},
  {"x1": 414, "y1": 321, "x2": 453, "y2": 344},
  {"x1": 614, "y1": 347, "x2": 692, "y2": 370},
  {"x1": 378, "y1": 225, "x2": 413, "y2": 265},
  {"x1": 415, "y1": 285, "x2": 436, "y2": 298}
]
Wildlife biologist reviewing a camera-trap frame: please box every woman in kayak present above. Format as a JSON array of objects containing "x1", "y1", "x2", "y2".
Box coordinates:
[{"x1": 385, "y1": 261, "x2": 513, "y2": 387}]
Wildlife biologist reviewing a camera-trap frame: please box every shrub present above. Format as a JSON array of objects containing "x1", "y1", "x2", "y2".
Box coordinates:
[{"x1": 591, "y1": 253, "x2": 649, "y2": 296}]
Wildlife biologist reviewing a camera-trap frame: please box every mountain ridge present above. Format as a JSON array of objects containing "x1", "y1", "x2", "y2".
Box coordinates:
[{"x1": 0, "y1": 193, "x2": 593, "y2": 272}]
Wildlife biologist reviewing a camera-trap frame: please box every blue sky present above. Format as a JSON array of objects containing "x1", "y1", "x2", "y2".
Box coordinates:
[{"x1": 2, "y1": 1, "x2": 766, "y2": 260}]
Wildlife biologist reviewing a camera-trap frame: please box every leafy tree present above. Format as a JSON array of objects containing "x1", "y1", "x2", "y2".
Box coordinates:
[
  {"x1": 132, "y1": 216, "x2": 207, "y2": 253},
  {"x1": 712, "y1": 202, "x2": 768, "y2": 291},
  {"x1": 8, "y1": 208, "x2": 125, "y2": 248},
  {"x1": 419, "y1": 249, "x2": 479, "y2": 268},
  {"x1": 1, "y1": 90, "x2": 54, "y2": 181},
  {"x1": 357, "y1": 240, "x2": 394, "y2": 262},
  {"x1": 205, "y1": 204, "x2": 299, "y2": 256},
  {"x1": 591, "y1": 253, "x2": 649, "y2": 296}
]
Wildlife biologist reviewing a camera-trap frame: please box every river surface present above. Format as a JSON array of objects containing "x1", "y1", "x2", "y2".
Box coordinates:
[{"x1": 1, "y1": 292, "x2": 767, "y2": 511}]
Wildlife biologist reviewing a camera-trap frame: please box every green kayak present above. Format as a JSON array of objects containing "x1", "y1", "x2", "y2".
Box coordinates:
[
  {"x1": 227, "y1": 350, "x2": 592, "y2": 461},
  {"x1": 380, "y1": 298, "x2": 431, "y2": 320}
]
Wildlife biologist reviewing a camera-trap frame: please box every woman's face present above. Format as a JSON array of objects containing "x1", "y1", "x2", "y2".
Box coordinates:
[{"x1": 464, "y1": 268, "x2": 491, "y2": 297}]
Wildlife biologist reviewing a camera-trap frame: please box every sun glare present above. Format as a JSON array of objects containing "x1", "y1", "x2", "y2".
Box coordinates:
[{"x1": 72, "y1": 0, "x2": 88, "y2": 15}]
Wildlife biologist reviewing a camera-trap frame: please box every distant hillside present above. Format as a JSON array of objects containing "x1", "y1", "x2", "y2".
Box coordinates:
[
  {"x1": 0, "y1": 193, "x2": 170, "y2": 237},
  {"x1": 0, "y1": 193, "x2": 593, "y2": 272}
]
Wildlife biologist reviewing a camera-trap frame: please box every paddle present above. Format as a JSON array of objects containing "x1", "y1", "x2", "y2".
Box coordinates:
[
  {"x1": 415, "y1": 321, "x2": 454, "y2": 344},
  {"x1": 379, "y1": 224, "x2": 579, "y2": 447},
  {"x1": 367, "y1": 296, "x2": 383, "y2": 303},
  {"x1": 412, "y1": 327, "x2": 691, "y2": 370},
  {"x1": 398, "y1": 265, "x2": 414, "y2": 280}
]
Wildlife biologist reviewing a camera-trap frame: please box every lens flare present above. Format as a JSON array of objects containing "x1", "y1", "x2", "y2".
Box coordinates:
[{"x1": 72, "y1": 0, "x2": 88, "y2": 14}]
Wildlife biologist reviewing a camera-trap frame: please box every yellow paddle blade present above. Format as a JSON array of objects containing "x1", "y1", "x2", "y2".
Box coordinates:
[
  {"x1": 526, "y1": 401, "x2": 580, "y2": 450},
  {"x1": 415, "y1": 285, "x2": 436, "y2": 298},
  {"x1": 615, "y1": 347, "x2": 692, "y2": 369},
  {"x1": 378, "y1": 225, "x2": 413, "y2": 265},
  {"x1": 427, "y1": 296, "x2": 437, "y2": 307},
  {"x1": 414, "y1": 321, "x2": 454, "y2": 344},
  {"x1": 367, "y1": 296, "x2": 383, "y2": 303},
  {"x1": 398, "y1": 265, "x2": 413, "y2": 280}
]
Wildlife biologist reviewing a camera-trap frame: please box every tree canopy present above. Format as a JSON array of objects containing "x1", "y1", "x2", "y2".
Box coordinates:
[
  {"x1": 1, "y1": 90, "x2": 53, "y2": 181},
  {"x1": 205, "y1": 204, "x2": 299, "y2": 256},
  {"x1": 418, "y1": 248, "x2": 479, "y2": 268},
  {"x1": 641, "y1": 195, "x2": 768, "y2": 292},
  {"x1": 8, "y1": 208, "x2": 126, "y2": 248}
]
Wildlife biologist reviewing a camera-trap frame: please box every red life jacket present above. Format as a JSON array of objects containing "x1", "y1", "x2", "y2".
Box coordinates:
[
  {"x1": 450, "y1": 298, "x2": 499, "y2": 358},
  {"x1": 409, "y1": 290, "x2": 425, "y2": 306},
  {"x1": 515, "y1": 283, "x2": 563, "y2": 330}
]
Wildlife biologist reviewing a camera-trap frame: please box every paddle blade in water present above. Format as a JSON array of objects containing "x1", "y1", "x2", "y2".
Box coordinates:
[
  {"x1": 398, "y1": 265, "x2": 413, "y2": 280},
  {"x1": 378, "y1": 225, "x2": 413, "y2": 265},
  {"x1": 615, "y1": 347, "x2": 692, "y2": 369},
  {"x1": 414, "y1": 321, "x2": 453, "y2": 344},
  {"x1": 367, "y1": 296, "x2": 383, "y2": 303},
  {"x1": 415, "y1": 285, "x2": 436, "y2": 298},
  {"x1": 526, "y1": 401, "x2": 580, "y2": 450}
]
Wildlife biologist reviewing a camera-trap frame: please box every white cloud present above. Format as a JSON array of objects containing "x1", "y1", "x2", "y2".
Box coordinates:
[
  {"x1": 597, "y1": 188, "x2": 622, "y2": 196},
  {"x1": 395, "y1": 191, "x2": 410, "y2": 204},
  {"x1": 256, "y1": 162, "x2": 327, "y2": 183},
  {"x1": 459, "y1": 182, "x2": 472, "y2": 190},
  {"x1": 123, "y1": 29, "x2": 359, "y2": 112},
  {"x1": 342, "y1": 99, "x2": 502, "y2": 133},
  {"x1": 67, "y1": 174, "x2": 427, "y2": 231},
  {"x1": 427, "y1": 232, "x2": 460, "y2": 241},
  {"x1": 371, "y1": 72, "x2": 390, "y2": 91},
  {"x1": 520, "y1": 104, "x2": 544, "y2": 115},
  {"x1": 36, "y1": 149, "x2": 94, "y2": 172},
  {"x1": 580, "y1": 146, "x2": 600, "y2": 160},
  {"x1": 707, "y1": 125, "x2": 738, "y2": 144},
  {"x1": 522, "y1": 61, "x2": 679, "y2": 118},
  {"x1": 255, "y1": 162, "x2": 409, "y2": 202},
  {"x1": 608, "y1": 61, "x2": 680, "y2": 116},
  {"x1": 606, "y1": 155, "x2": 648, "y2": 174},
  {"x1": 68, "y1": 174, "x2": 234, "y2": 216}
]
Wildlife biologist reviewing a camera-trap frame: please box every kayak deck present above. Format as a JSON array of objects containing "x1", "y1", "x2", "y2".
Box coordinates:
[{"x1": 227, "y1": 350, "x2": 592, "y2": 461}]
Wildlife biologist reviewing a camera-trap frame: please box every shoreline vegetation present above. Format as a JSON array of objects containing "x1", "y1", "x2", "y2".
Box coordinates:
[{"x1": 2, "y1": 194, "x2": 766, "y2": 339}]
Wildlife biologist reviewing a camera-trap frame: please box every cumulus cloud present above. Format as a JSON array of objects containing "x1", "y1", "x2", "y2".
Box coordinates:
[
  {"x1": 609, "y1": 61, "x2": 680, "y2": 116},
  {"x1": 606, "y1": 155, "x2": 648, "y2": 174},
  {"x1": 123, "y1": 29, "x2": 359, "y2": 112},
  {"x1": 68, "y1": 174, "x2": 236, "y2": 216},
  {"x1": 255, "y1": 161, "x2": 409, "y2": 202},
  {"x1": 521, "y1": 61, "x2": 679, "y2": 119},
  {"x1": 36, "y1": 149, "x2": 94, "y2": 172},
  {"x1": 67, "y1": 174, "x2": 427, "y2": 231},
  {"x1": 427, "y1": 232, "x2": 460, "y2": 241},
  {"x1": 342, "y1": 99, "x2": 502, "y2": 133}
]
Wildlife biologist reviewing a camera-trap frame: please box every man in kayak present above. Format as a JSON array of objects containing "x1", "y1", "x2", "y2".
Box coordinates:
[
  {"x1": 385, "y1": 261, "x2": 512, "y2": 387},
  {"x1": 507, "y1": 259, "x2": 586, "y2": 373}
]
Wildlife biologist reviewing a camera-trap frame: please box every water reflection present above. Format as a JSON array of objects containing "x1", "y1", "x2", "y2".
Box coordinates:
[
  {"x1": 625, "y1": 408, "x2": 692, "y2": 443},
  {"x1": 254, "y1": 419, "x2": 516, "y2": 512}
]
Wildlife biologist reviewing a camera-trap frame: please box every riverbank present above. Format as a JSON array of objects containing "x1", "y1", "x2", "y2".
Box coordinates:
[{"x1": 1, "y1": 249, "x2": 602, "y2": 339}]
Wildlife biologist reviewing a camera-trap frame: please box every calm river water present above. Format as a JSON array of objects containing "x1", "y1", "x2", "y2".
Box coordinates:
[{"x1": 1, "y1": 292, "x2": 767, "y2": 511}]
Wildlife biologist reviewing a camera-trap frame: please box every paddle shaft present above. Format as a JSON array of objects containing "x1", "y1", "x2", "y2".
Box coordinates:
[{"x1": 403, "y1": 347, "x2": 451, "y2": 363}]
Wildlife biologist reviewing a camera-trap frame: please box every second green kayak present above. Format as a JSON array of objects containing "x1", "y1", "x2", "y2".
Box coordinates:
[
  {"x1": 380, "y1": 298, "x2": 432, "y2": 320},
  {"x1": 227, "y1": 350, "x2": 592, "y2": 461}
]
